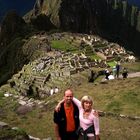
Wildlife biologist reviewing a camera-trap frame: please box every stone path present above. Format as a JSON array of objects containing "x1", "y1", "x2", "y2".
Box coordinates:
[
  {"x1": 126, "y1": 72, "x2": 140, "y2": 78},
  {"x1": 102, "y1": 71, "x2": 140, "y2": 81}
]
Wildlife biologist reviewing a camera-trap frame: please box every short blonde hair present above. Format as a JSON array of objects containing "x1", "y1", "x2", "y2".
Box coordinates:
[{"x1": 81, "y1": 95, "x2": 93, "y2": 109}]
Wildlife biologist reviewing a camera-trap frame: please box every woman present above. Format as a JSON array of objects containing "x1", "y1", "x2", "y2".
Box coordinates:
[{"x1": 56, "y1": 95, "x2": 100, "y2": 140}]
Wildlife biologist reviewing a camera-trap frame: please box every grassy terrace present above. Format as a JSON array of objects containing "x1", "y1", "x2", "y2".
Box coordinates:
[{"x1": 51, "y1": 40, "x2": 78, "y2": 52}]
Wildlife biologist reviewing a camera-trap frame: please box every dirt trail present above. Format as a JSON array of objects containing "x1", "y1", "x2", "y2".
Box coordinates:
[{"x1": 102, "y1": 71, "x2": 140, "y2": 81}]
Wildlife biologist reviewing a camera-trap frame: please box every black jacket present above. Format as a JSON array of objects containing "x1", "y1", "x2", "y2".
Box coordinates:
[{"x1": 54, "y1": 101, "x2": 79, "y2": 138}]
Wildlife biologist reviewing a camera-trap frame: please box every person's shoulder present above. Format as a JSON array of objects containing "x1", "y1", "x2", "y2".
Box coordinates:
[
  {"x1": 72, "y1": 101, "x2": 77, "y2": 106},
  {"x1": 72, "y1": 101, "x2": 79, "y2": 108},
  {"x1": 55, "y1": 103, "x2": 64, "y2": 112},
  {"x1": 91, "y1": 110, "x2": 99, "y2": 118}
]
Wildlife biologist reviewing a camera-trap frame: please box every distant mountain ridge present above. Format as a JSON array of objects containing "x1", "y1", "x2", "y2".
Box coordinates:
[
  {"x1": 0, "y1": 0, "x2": 35, "y2": 22},
  {"x1": 0, "y1": 0, "x2": 140, "y2": 23}
]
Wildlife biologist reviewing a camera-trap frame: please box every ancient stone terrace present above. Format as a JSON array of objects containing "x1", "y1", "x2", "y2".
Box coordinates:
[
  {"x1": 49, "y1": 33, "x2": 136, "y2": 63},
  {"x1": 7, "y1": 51, "x2": 108, "y2": 99},
  {"x1": 5, "y1": 33, "x2": 137, "y2": 99}
]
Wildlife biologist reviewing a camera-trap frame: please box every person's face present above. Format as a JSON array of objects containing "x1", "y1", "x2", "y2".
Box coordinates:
[
  {"x1": 83, "y1": 101, "x2": 92, "y2": 112},
  {"x1": 64, "y1": 90, "x2": 73, "y2": 105}
]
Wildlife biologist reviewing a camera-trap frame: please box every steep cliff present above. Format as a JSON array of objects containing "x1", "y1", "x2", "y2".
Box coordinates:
[{"x1": 31, "y1": 0, "x2": 140, "y2": 55}]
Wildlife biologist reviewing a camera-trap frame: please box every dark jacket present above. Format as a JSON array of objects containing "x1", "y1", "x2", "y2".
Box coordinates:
[
  {"x1": 77, "y1": 125, "x2": 95, "y2": 140},
  {"x1": 54, "y1": 101, "x2": 79, "y2": 138}
]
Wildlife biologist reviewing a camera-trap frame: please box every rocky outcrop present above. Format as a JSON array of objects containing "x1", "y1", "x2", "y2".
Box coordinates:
[
  {"x1": 33, "y1": 0, "x2": 44, "y2": 15},
  {"x1": 32, "y1": 0, "x2": 61, "y2": 27},
  {"x1": 0, "y1": 121, "x2": 53, "y2": 140},
  {"x1": 0, "y1": 121, "x2": 30, "y2": 140}
]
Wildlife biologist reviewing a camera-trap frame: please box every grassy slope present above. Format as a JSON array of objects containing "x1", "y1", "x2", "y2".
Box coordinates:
[{"x1": 0, "y1": 72, "x2": 140, "y2": 139}]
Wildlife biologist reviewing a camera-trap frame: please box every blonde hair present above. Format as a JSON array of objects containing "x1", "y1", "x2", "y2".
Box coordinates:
[{"x1": 81, "y1": 95, "x2": 93, "y2": 109}]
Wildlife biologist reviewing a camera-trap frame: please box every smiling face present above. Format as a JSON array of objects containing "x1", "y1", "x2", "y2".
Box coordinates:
[
  {"x1": 83, "y1": 101, "x2": 92, "y2": 112},
  {"x1": 64, "y1": 89, "x2": 73, "y2": 106},
  {"x1": 81, "y1": 96, "x2": 93, "y2": 112}
]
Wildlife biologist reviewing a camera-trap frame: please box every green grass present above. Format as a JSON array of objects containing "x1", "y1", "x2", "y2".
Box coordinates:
[
  {"x1": 107, "y1": 61, "x2": 116, "y2": 67},
  {"x1": 106, "y1": 101, "x2": 122, "y2": 113},
  {"x1": 51, "y1": 40, "x2": 78, "y2": 52},
  {"x1": 122, "y1": 62, "x2": 140, "y2": 72},
  {"x1": 100, "y1": 116, "x2": 140, "y2": 140}
]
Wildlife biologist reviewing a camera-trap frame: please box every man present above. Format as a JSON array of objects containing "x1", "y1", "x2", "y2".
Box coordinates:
[{"x1": 53, "y1": 89, "x2": 79, "y2": 140}]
